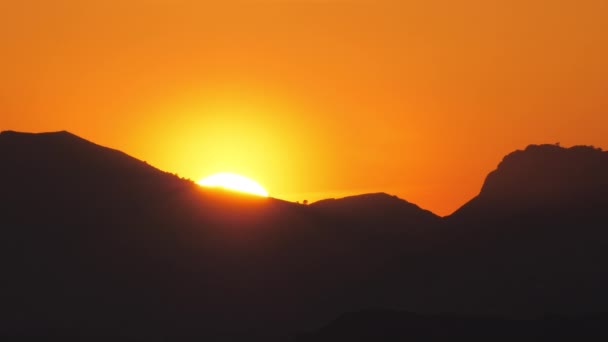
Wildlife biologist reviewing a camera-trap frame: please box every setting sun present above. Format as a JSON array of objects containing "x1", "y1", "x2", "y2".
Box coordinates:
[{"x1": 197, "y1": 172, "x2": 269, "y2": 197}]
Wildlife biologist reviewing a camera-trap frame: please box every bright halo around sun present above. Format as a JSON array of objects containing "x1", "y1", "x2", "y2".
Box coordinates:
[{"x1": 197, "y1": 172, "x2": 269, "y2": 197}]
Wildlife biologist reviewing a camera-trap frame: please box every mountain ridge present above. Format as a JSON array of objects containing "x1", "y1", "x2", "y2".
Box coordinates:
[
  {"x1": 449, "y1": 143, "x2": 608, "y2": 220},
  {"x1": 0, "y1": 130, "x2": 429, "y2": 210},
  {"x1": 2, "y1": 130, "x2": 608, "y2": 340},
  {"x1": 6, "y1": 130, "x2": 606, "y2": 218}
]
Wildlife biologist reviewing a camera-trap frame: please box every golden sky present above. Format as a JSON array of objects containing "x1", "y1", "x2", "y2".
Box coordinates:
[{"x1": 2, "y1": 0, "x2": 607, "y2": 215}]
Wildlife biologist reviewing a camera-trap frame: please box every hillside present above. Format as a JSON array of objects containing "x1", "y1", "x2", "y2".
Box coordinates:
[
  {"x1": 0, "y1": 131, "x2": 438, "y2": 339},
  {"x1": 1, "y1": 132, "x2": 608, "y2": 340}
]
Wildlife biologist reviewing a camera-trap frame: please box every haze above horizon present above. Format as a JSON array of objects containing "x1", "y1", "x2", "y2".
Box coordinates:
[{"x1": 1, "y1": 0, "x2": 607, "y2": 215}]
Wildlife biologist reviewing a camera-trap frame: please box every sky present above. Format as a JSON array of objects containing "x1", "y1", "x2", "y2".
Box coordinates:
[{"x1": 1, "y1": 0, "x2": 607, "y2": 215}]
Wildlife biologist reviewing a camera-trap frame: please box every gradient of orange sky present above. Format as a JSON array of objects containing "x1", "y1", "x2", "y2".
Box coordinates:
[{"x1": 1, "y1": 0, "x2": 607, "y2": 215}]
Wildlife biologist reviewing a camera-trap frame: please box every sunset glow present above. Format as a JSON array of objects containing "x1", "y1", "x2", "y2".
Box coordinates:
[
  {"x1": 1, "y1": 0, "x2": 607, "y2": 215},
  {"x1": 197, "y1": 173, "x2": 269, "y2": 197}
]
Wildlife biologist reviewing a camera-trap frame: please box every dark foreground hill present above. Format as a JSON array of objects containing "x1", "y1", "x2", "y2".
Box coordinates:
[
  {"x1": 0, "y1": 131, "x2": 440, "y2": 340},
  {"x1": 1, "y1": 131, "x2": 608, "y2": 340},
  {"x1": 299, "y1": 310, "x2": 608, "y2": 341}
]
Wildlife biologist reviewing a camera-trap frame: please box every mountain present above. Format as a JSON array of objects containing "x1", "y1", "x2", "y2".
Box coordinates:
[
  {"x1": 301, "y1": 144, "x2": 608, "y2": 340},
  {"x1": 450, "y1": 144, "x2": 608, "y2": 221},
  {"x1": 312, "y1": 193, "x2": 440, "y2": 230},
  {"x1": 1, "y1": 132, "x2": 608, "y2": 340},
  {"x1": 434, "y1": 144, "x2": 608, "y2": 315},
  {"x1": 0, "y1": 130, "x2": 438, "y2": 340}
]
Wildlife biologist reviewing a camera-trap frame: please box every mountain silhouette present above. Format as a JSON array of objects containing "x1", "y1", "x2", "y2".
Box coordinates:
[
  {"x1": 312, "y1": 193, "x2": 440, "y2": 229},
  {"x1": 432, "y1": 144, "x2": 608, "y2": 316},
  {"x1": 451, "y1": 144, "x2": 608, "y2": 221},
  {"x1": 1, "y1": 131, "x2": 608, "y2": 340}
]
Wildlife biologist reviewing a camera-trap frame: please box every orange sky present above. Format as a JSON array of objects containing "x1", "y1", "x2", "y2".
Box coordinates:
[{"x1": 1, "y1": 0, "x2": 607, "y2": 215}]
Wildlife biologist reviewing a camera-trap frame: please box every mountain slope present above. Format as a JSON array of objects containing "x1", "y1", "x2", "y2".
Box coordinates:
[
  {"x1": 450, "y1": 144, "x2": 608, "y2": 221},
  {"x1": 0, "y1": 130, "x2": 439, "y2": 340},
  {"x1": 2, "y1": 132, "x2": 608, "y2": 340},
  {"x1": 312, "y1": 192, "x2": 439, "y2": 229},
  {"x1": 433, "y1": 144, "x2": 608, "y2": 315}
]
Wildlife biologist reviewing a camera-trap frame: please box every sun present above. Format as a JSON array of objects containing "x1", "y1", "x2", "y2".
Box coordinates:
[{"x1": 197, "y1": 172, "x2": 269, "y2": 197}]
